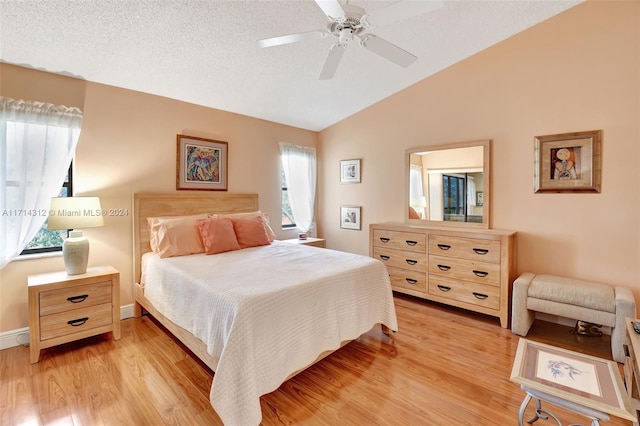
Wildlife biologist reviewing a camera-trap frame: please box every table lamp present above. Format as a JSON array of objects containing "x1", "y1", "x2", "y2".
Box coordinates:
[
  {"x1": 410, "y1": 195, "x2": 428, "y2": 219},
  {"x1": 47, "y1": 196, "x2": 104, "y2": 275}
]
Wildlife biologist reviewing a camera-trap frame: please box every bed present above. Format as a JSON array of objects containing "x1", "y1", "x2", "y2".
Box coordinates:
[{"x1": 132, "y1": 192, "x2": 398, "y2": 425}]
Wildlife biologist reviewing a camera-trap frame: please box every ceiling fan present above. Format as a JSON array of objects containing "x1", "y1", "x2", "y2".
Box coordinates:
[{"x1": 257, "y1": 0, "x2": 444, "y2": 80}]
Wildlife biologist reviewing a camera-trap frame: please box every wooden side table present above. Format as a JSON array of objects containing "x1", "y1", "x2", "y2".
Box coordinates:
[
  {"x1": 510, "y1": 338, "x2": 636, "y2": 425},
  {"x1": 623, "y1": 319, "x2": 640, "y2": 422},
  {"x1": 28, "y1": 265, "x2": 121, "y2": 363},
  {"x1": 280, "y1": 237, "x2": 326, "y2": 248}
]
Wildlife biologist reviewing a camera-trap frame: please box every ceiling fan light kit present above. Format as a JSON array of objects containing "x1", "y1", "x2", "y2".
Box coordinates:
[{"x1": 257, "y1": 0, "x2": 444, "y2": 80}]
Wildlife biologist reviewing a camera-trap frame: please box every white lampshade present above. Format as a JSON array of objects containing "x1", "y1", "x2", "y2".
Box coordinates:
[
  {"x1": 48, "y1": 197, "x2": 104, "y2": 275},
  {"x1": 413, "y1": 196, "x2": 427, "y2": 208}
]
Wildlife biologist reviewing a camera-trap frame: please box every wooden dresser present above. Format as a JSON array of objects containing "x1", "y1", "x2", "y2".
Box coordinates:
[{"x1": 370, "y1": 222, "x2": 516, "y2": 328}]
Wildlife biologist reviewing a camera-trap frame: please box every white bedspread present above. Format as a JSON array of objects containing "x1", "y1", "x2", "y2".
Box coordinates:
[{"x1": 143, "y1": 241, "x2": 398, "y2": 426}]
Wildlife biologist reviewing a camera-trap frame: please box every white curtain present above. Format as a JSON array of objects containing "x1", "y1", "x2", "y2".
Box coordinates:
[
  {"x1": 0, "y1": 97, "x2": 82, "y2": 268},
  {"x1": 280, "y1": 142, "x2": 316, "y2": 233},
  {"x1": 409, "y1": 164, "x2": 425, "y2": 203}
]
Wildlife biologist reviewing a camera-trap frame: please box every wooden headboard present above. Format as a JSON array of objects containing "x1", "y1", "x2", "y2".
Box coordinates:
[{"x1": 132, "y1": 192, "x2": 259, "y2": 283}]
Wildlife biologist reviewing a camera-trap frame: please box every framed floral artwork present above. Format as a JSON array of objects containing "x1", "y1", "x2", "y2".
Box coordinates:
[{"x1": 176, "y1": 134, "x2": 228, "y2": 191}]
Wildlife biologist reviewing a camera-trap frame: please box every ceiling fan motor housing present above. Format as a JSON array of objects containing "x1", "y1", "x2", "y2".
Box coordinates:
[{"x1": 327, "y1": 5, "x2": 367, "y2": 43}]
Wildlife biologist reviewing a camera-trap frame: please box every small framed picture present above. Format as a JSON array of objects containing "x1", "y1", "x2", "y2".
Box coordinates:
[
  {"x1": 340, "y1": 205, "x2": 361, "y2": 230},
  {"x1": 534, "y1": 130, "x2": 602, "y2": 193},
  {"x1": 476, "y1": 191, "x2": 484, "y2": 207},
  {"x1": 177, "y1": 134, "x2": 228, "y2": 191},
  {"x1": 340, "y1": 159, "x2": 361, "y2": 184}
]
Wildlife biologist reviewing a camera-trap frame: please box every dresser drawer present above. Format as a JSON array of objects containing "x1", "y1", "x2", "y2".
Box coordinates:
[
  {"x1": 39, "y1": 281, "x2": 113, "y2": 316},
  {"x1": 387, "y1": 266, "x2": 427, "y2": 293},
  {"x1": 373, "y1": 230, "x2": 426, "y2": 253},
  {"x1": 428, "y1": 255, "x2": 500, "y2": 286},
  {"x1": 428, "y1": 276, "x2": 500, "y2": 310},
  {"x1": 429, "y1": 235, "x2": 501, "y2": 263},
  {"x1": 373, "y1": 247, "x2": 426, "y2": 272},
  {"x1": 40, "y1": 302, "x2": 113, "y2": 341}
]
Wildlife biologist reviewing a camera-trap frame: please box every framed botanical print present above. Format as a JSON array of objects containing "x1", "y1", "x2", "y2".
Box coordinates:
[
  {"x1": 340, "y1": 205, "x2": 361, "y2": 230},
  {"x1": 340, "y1": 159, "x2": 361, "y2": 183}
]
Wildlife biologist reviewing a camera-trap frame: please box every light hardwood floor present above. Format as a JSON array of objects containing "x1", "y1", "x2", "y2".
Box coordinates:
[{"x1": 1, "y1": 294, "x2": 633, "y2": 425}]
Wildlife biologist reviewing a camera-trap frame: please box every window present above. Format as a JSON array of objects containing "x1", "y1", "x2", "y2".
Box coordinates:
[
  {"x1": 0, "y1": 97, "x2": 82, "y2": 269},
  {"x1": 281, "y1": 168, "x2": 295, "y2": 228},
  {"x1": 443, "y1": 174, "x2": 466, "y2": 216},
  {"x1": 20, "y1": 164, "x2": 73, "y2": 255},
  {"x1": 279, "y1": 143, "x2": 316, "y2": 232}
]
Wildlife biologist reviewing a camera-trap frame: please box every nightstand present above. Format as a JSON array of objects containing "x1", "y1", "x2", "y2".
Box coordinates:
[
  {"x1": 28, "y1": 265, "x2": 121, "y2": 363},
  {"x1": 281, "y1": 237, "x2": 326, "y2": 248}
]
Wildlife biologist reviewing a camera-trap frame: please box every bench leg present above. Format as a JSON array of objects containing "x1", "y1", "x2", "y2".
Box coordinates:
[{"x1": 512, "y1": 273, "x2": 536, "y2": 335}]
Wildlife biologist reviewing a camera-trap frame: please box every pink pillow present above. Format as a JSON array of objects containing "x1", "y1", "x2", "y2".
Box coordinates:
[
  {"x1": 215, "y1": 211, "x2": 277, "y2": 241},
  {"x1": 197, "y1": 218, "x2": 241, "y2": 255},
  {"x1": 231, "y1": 215, "x2": 271, "y2": 248},
  {"x1": 147, "y1": 215, "x2": 207, "y2": 258}
]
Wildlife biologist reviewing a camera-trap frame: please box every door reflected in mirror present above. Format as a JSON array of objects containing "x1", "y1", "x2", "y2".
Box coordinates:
[{"x1": 407, "y1": 140, "x2": 490, "y2": 228}]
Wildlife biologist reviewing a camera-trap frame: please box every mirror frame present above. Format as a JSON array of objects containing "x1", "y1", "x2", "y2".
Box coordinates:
[{"x1": 405, "y1": 139, "x2": 491, "y2": 229}]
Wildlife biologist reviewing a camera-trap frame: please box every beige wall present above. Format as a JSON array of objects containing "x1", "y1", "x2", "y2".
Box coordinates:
[
  {"x1": 318, "y1": 1, "x2": 640, "y2": 300},
  {"x1": 1, "y1": 1, "x2": 638, "y2": 334},
  {"x1": 0, "y1": 64, "x2": 316, "y2": 332}
]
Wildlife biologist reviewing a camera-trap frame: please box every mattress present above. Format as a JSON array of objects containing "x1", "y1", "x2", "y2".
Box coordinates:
[{"x1": 142, "y1": 240, "x2": 398, "y2": 425}]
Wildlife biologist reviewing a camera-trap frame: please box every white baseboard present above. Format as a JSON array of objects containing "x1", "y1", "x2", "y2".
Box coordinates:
[
  {"x1": 0, "y1": 327, "x2": 30, "y2": 350},
  {"x1": 0, "y1": 304, "x2": 135, "y2": 351}
]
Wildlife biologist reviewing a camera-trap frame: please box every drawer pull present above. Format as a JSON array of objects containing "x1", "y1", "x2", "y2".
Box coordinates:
[
  {"x1": 624, "y1": 344, "x2": 630, "y2": 358},
  {"x1": 405, "y1": 259, "x2": 417, "y2": 265},
  {"x1": 67, "y1": 294, "x2": 89, "y2": 303},
  {"x1": 437, "y1": 285, "x2": 451, "y2": 292},
  {"x1": 473, "y1": 292, "x2": 489, "y2": 300},
  {"x1": 67, "y1": 317, "x2": 89, "y2": 327},
  {"x1": 437, "y1": 244, "x2": 451, "y2": 251},
  {"x1": 405, "y1": 240, "x2": 418, "y2": 246},
  {"x1": 472, "y1": 270, "x2": 489, "y2": 277},
  {"x1": 379, "y1": 255, "x2": 390, "y2": 261},
  {"x1": 437, "y1": 264, "x2": 451, "y2": 271},
  {"x1": 473, "y1": 248, "x2": 489, "y2": 255},
  {"x1": 379, "y1": 237, "x2": 390, "y2": 243},
  {"x1": 405, "y1": 278, "x2": 418, "y2": 285}
]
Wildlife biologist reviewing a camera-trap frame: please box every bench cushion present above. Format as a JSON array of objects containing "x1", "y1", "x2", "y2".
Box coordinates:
[{"x1": 527, "y1": 274, "x2": 616, "y2": 314}]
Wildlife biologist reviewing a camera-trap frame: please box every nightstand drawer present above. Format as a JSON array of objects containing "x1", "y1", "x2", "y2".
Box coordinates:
[
  {"x1": 40, "y1": 302, "x2": 113, "y2": 341},
  {"x1": 39, "y1": 281, "x2": 112, "y2": 316}
]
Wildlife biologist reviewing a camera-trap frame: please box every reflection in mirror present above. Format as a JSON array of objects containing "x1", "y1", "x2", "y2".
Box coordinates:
[{"x1": 407, "y1": 140, "x2": 490, "y2": 228}]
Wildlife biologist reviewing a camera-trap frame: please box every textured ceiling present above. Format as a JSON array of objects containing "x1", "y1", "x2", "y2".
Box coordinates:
[{"x1": 0, "y1": 0, "x2": 582, "y2": 131}]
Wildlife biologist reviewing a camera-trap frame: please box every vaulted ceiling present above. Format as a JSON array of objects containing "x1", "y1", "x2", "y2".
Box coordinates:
[{"x1": 0, "y1": 0, "x2": 582, "y2": 131}]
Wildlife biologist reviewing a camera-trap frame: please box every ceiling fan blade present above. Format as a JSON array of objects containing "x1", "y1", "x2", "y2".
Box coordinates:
[
  {"x1": 364, "y1": 0, "x2": 444, "y2": 28},
  {"x1": 257, "y1": 31, "x2": 326, "y2": 48},
  {"x1": 314, "y1": 0, "x2": 345, "y2": 19},
  {"x1": 319, "y1": 43, "x2": 346, "y2": 80},
  {"x1": 360, "y1": 35, "x2": 417, "y2": 68}
]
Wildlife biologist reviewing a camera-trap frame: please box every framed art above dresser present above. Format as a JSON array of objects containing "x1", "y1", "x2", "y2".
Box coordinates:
[{"x1": 370, "y1": 222, "x2": 516, "y2": 328}]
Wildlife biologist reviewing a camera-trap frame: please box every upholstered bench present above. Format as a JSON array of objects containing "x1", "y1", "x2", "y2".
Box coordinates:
[{"x1": 511, "y1": 273, "x2": 636, "y2": 363}]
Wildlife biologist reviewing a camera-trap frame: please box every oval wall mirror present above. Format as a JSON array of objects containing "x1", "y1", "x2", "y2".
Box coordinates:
[{"x1": 406, "y1": 139, "x2": 491, "y2": 228}]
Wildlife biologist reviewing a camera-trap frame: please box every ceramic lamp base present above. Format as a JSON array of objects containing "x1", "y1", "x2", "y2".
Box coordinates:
[{"x1": 63, "y1": 230, "x2": 89, "y2": 275}]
